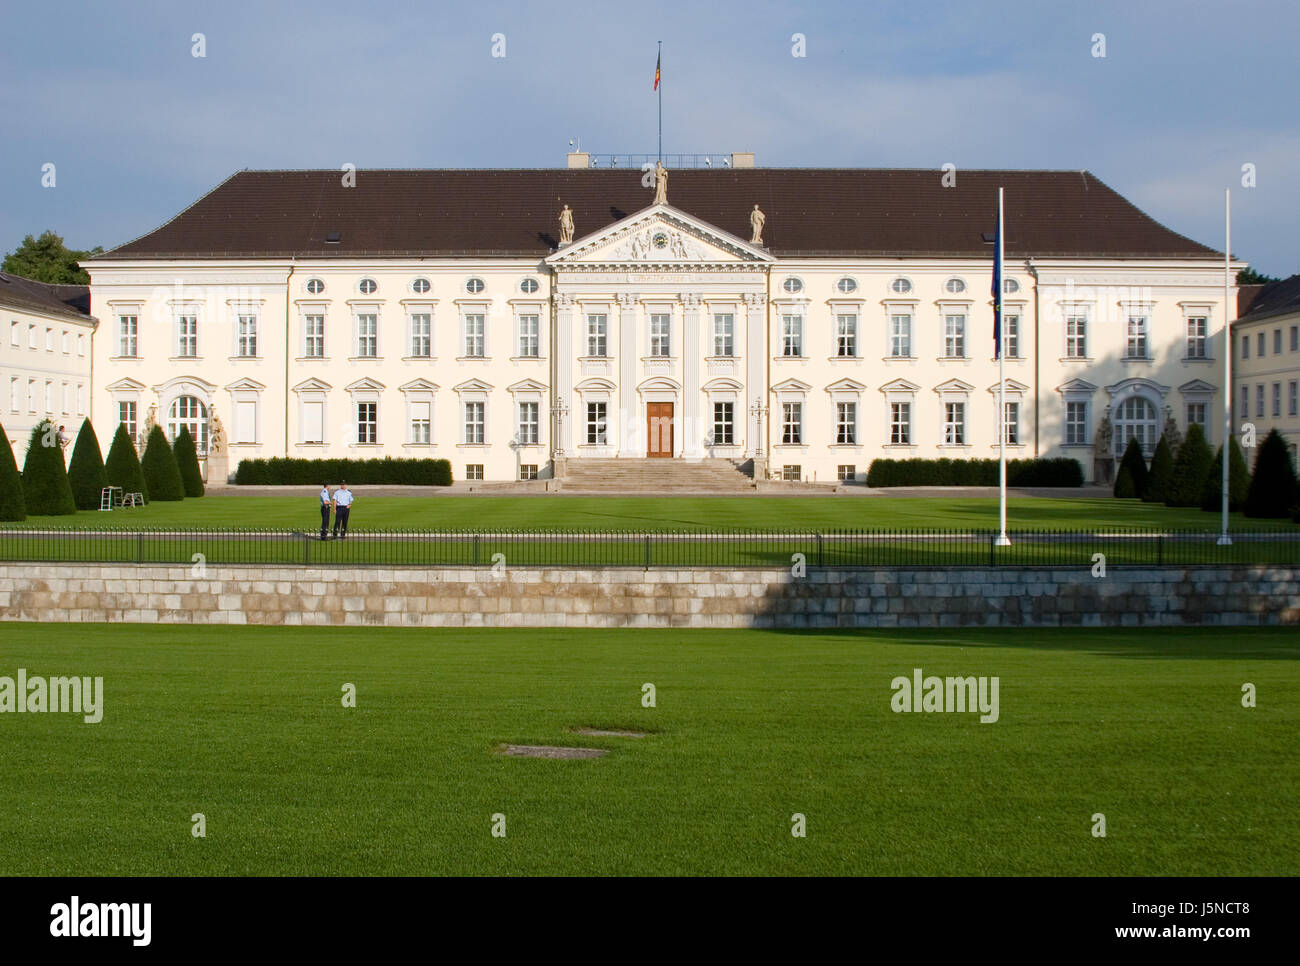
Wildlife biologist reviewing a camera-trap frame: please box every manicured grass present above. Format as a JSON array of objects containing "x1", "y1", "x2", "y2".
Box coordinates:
[
  {"x1": 0, "y1": 623, "x2": 1294, "y2": 875},
  {"x1": 5, "y1": 495, "x2": 1295, "y2": 532}
]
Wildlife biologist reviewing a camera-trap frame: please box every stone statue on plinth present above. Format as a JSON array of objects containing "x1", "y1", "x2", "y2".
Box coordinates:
[
  {"x1": 750, "y1": 204, "x2": 765, "y2": 245},
  {"x1": 653, "y1": 161, "x2": 668, "y2": 205},
  {"x1": 559, "y1": 205, "x2": 574, "y2": 245}
]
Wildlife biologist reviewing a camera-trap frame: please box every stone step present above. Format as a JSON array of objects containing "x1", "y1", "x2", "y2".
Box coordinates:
[{"x1": 562, "y1": 458, "x2": 756, "y2": 492}]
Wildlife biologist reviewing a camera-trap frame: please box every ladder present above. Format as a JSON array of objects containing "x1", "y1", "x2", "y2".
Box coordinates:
[{"x1": 99, "y1": 486, "x2": 122, "y2": 511}]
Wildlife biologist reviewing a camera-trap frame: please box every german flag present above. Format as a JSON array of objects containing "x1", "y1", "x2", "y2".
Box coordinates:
[{"x1": 654, "y1": 51, "x2": 660, "y2": 91}]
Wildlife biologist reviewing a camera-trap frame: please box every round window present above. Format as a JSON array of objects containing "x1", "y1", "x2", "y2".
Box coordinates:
[
  {"x1": 358, "y1": 278, "x2": 378, "y2": 294},
  {"x1": 520, "y1": 277, "x2": 539, "y2": 293},
  {"x1": 945, "y1": 278, "x2": 967, "y2": 294},
  {"x1": 891, "y1": 277, "x2": 912, "y2": 294},
  {"x1": 1003, "y1": 278, "x2": 1020, "y2": 294},
  {"x1": 466, "y1": 278, "x2": 485, "y2": 294},
  {"x1": 783, "y1": 277, "x2": 804, "y2": 294},
  {"x1": 412, "y1": 277, "x2": 431, "y2": 293},
  {"x1": 837, "y1": 277, "x2": 858, "y2": 294},
  {"x1": 306, "y1": 278, "x2": 325, "y2": 294}
]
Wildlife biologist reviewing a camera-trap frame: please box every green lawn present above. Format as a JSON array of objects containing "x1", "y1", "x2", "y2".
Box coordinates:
[
  {"x1": 6, "y1": 494, "x2": 1295, "y2": 532},
  {"x1": 0, "y1": 623, "x2": 1294, "y2": 876}
]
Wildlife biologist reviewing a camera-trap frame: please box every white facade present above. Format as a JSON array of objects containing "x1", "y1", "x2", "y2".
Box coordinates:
[
  {"x1": 1, "y1": 296, "x2": 95, "y2": 464},
  {"x1": 87, "y1": 202, "x2": 1241, "y2": 484},
  {"x1": 1234, "y1": 304, "x2": 1300, "y2": 467}
]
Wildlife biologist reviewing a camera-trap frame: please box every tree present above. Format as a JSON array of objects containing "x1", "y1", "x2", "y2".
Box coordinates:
[
  {"x1": 1114, "y1": 437, "x2": 1149, "y2": 499},
  {"x1": 141, "y1": 425, "x2": 185, "y2": 501},
  {"x1": 2, "y1": 231, "x2": 103, "y2": 284},
  {"x1": 20, "y1": 421, "x2": 76, "y2": 515},
  {"x1": 1113, "y1": 463, "x2": 1137, "y2": 499},
  {"x1": 1244, "y1": 429, "x2": 1300, "y2": 518},
  {"x1": 0, "y1": 423, "x2": 26, "y2": 521},
  {"x1": 1164, "y1": 424, "x2": 1214, "y2": 508},
  {"x1": 172, "y1": 426, "x2": 205, "y2": 497},
  {"x1": 104, "y1": 424, "x2": 148, "y2": 503},
  {"x1": 1160, "y1": 412, "x2": 1182, "y2": 456},
  {"x1": 66, "y1": 418, "x2": 107, "y2": 510},
  {"x1": 1144, "y1": 436, "x2": 1174, "y2": 503},
  {"x1": 1236, "y1": 267, "x2": 1282, "y2": 286},
  {"x1": 1201, "y1": 438, "x2": 1251, "y2": 513}
]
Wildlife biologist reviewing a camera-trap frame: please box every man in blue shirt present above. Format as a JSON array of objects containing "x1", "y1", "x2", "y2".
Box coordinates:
[
  {"x1": 332, "y1": 482, "x2": 354, "y2": 539},
  {"x1": 319, "y1": 484, "x2": 332, "y2": 539}
]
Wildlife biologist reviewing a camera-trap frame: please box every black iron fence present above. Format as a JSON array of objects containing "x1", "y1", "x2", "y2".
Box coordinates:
[{"x1": 0, "y1": 527, "x2": 1296, "y2": 568}]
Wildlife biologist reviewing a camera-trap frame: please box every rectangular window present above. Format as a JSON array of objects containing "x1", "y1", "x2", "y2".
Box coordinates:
[
  {"x1": 1065, "y1": 315, "x2": 1088, "y2": 358},
  {"x1": 464, "y1": 314, "x2": 485, "y2": 357},
  {"x1": 465, "y1": 464, "x2": 484, "y2": 481},
  {"x1": 1004, "y1": 314, "x2": 1020, "y2": 358},
  {"x1": 27, "y1": 379, "x2": 37, "y2": 413},
  {"x1": 304, "y1": 315, "x2": 325, "y2": 358},
  {"x1": 301, "y1": 400, "x2": 324, "y2": 444},
  {"x1": 176, "y1": 315, "x2": 197, "y2": 357},
  {"x1": 712, "y1": 402, "x2": 734, "y2": 445},
  {"x1": 118, "y1": 401, "x2": 137, "y2": 438},
  {"x1": 410, "y1": 313, "x2": 431, "y2": 357},
  {"x1": 1257, "y1": 332, "x2": 1265, "y2": 356},
  {"x1": 1003, "y1": 401, "x2": 1019, "y2": 445},
  {"x1": 118, "y1": 316, "x2": 138, "y2": 357},
  {"x1": 944, "y1": 402, "x2": 966, "y2": 445},
  {"x1": 1125, "y1": 316, "x2": 1148, "y2": 359},
  {"x1": 1066, "y1": 401, "x2": 1088, "y2": 446},
  {"x1": 45, "y1": 327, "x2": 53, "y2": 351},
  {"x1": 1291, "y1": 326, "x2": 1298, "y2": 352},
  {"x1": 357, "y1": 314, "x2": 378, "y2": 357},
  {"x1": 944, "y1": 314, "x2": 966, "y2": 358},
  {"x1": 27, "y1": 324, "x2": 36, "y2": 349},
  {"x1": 1273, "y1": 382, "x2": 1282, "y2": 417},
  {"x1": 235, "y1": 400, "x2": 257, "y2": 444},
  {"x1": 1274, "y1": 329, "x2": 1283, "y2": 355},
  {"x1": 651, "y1": 314, "x2": 672, "y2": 357},
  {"x1": 1186, "y1": 317, "x2": 1207, "y2": 359},
  {"x1": 356, "y1": 402, "x2": 377, "y2": 444},
  {"x1": 586, "y1": 402, "x2": 607, "y2": 444},
  {"x1": 782, "y1": 402, "x2": 802, "y2": 444},
  {"x1": 518, "y1": 401, "x2": 539, "y2": 445},
  {"x1": 781, "y1": 465, "x2": 802, "y2": 482},
  {"x1": 836, "y1": 401, "x2": 856, "y2": 444},
  {"x1": 586, "y1": 314, "x2": 607, "y2": 357},
  {"x1": 1256, "y1": 384, "x2": 1265, "y2": 418},
  {"x1": 712, "y1": 313, "x2": 733, "y2": 356},
  {"x1": 519, "y1": 464, "x2": 539, "y2": 481},
  {"x1": 890, "y1": 314, "x2": 912, "y2": 357},
  {"x1": 1241, "y1": 335, "x2": 1249, "y2": 359},
  {"x1": 61, "y1": 382, "x2": 70, "y2": 414},
  {"x1": 8, "y1": 377, "x2": 17, "y2": 412},
  {"x1": 1186, "y1": 402, "x2": 1206, "y2": 428},
  {"x1": 518, "y1": 315, "x2": 539, "y2": 357},
  {"x1": 77, "y1": 334, "x2": 85, "y2": 356},
  {"x1": 782, "y1": 315, "x2": 803, "y2": 356},
  {"x1": 237, "y1": 315, "x2": 258, "y2": 357},
  {"x1": 464, "y1": 401, "x2": 485, "y2": 444},
  {"x1": 8, "y1": 322, "x2": 16, "y2": 347},
  {"x1": 76, "y1": 384, "x2": 85, "y2": 416},
  {"x1": 44, "y1": 380, "x2": 53, "y2": 413},
  {"x1": 836, "y1": 314, "x2": 857, "y2": 357},
  {"x1": 61, "y1": 330, "x2": 70, "y2": 354},
  {"x1": 837, "y1": 464, "x2": 856, "y2": 482},
  {"x1": 890, "y1": 402, "x2": 911, "y2": 444},
  {"x1": 1241, "y1": 386, "x2": 1249, "y2": 417},
  {"x1": 1289, "y1": 381, "x2": 1298, "y2": 417},
  {"x1": 410, "y1": 401, "x2": 431, "y2": 444}
]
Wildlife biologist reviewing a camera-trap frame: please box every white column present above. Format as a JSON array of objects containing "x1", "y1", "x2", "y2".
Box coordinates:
[
  {"x1": 744, "y1": 292, "x2": 766, "y2": 457},
  {"x1": 617, "y1": 292, "x2": 639, "y2": 457},
  {"x1": 681, "y1": 292, "x2": 702, "y2": 458},
  {"x1": 555, "y1": 292, "x2": 575, "y2": 457}
]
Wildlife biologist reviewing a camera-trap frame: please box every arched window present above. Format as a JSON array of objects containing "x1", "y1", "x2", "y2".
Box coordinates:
[
  {"x1": 1113, "y1": 396, "x2": 1158, "y2": 457},
  {"x1": 169, "y1": 395, "x2": 209, "y2": 455}
]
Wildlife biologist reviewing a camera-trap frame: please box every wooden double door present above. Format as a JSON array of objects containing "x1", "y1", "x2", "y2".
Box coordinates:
[{"x1": 646, "y1": 403, "x2": 674, "y2": 457}]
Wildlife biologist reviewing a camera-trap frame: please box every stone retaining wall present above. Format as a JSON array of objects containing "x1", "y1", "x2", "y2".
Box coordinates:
[{"x1": 0, "y1": 564, "x2": 1296, "y2": 628}]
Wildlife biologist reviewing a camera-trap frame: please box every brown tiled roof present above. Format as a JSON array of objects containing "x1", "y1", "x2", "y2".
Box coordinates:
[
  {"x1": 93, "y1": 168, "x2": 1221, "y2": 261},
  {"x1": 0, "y1": 272, "x2": 93, "y2": 323},
  {"x1": 1234, "y1": 274, "x2": 1300, "y2": 324}
]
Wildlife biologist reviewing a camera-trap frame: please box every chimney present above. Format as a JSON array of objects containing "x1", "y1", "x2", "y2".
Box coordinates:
[
  {"x1": 730, "y1": 152, "x2": 755, "y2": 168},
  {"x1": 567, "y1": 152, "x2": 590, "y2": 169}
]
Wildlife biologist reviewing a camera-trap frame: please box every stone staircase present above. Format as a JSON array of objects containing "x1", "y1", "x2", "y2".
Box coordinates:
[{"x1": 561, "y1": 458, "x2": 756, "y2": 493}]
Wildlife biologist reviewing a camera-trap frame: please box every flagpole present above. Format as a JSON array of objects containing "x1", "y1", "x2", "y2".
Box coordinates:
[
  {"x1": 996, "y1": 187, "x2": 1010, "y2": 547},
  {"x1": 1218, "y1": 188, "x2": 1233, "y2": 546},
  {"x1": 657, "y1": 41, "x2": 662, "y2": 164}
]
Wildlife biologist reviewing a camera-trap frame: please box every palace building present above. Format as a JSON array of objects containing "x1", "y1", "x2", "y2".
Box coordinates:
[{"x1": 83, "y1": 158, "x2": 1240, "y2": 484}]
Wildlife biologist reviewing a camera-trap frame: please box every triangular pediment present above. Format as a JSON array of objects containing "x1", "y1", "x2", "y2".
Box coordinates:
[
  {"x1": 934, "y1": 378, "x2": 975, "y2": 394},
  {"x1": 1179, "y1": 379, "x2": 1218, "y2": 395},
  {"x1": 878, "y1": 378, "x2": 921, "y2": 393},
  {"x1": 292, "y1": 377, "x2": 332, "y2": 393},
  {"x1": 1056, "y1": 378, "x2": 1098, "y2": 395},
  {"x1": 105, "y1": 377, "x2": 147, "y2": 392},
  {"x1": 507, "y1": 378, "x2": 548, "y2": 394},
  {"x1": 986, "y1": 379, "x2": 1029, "y2": 395},
  {"x1": 345, "y1": 377, "x2": 386, "y2": 393},
  {"x1": 825, "y1": 378, "x2": 868, "y2": 393},
  {"x1": 546, "y1": 204, "x2": 774, "y2": 268},
  {"x1": 770, "y1": 378, "x2": 812, "y2": 393}
]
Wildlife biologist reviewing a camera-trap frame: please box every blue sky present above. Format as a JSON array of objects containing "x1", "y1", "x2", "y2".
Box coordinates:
[{"x1": 2, "y1": 0, "x2": 1296, "y2": 275}]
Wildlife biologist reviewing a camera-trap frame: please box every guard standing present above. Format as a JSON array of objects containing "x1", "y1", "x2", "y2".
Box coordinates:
[
  {"x1": 319, "y1": 484, "x2": 332, "y2": 539},
  {"x1": 332, "y1": 482, "x2": 354, "y2": 539}
]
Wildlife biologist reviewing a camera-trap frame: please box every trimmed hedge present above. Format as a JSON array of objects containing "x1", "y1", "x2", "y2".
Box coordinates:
[
  {"x1": 67, "y1": 418, "x2": 108, "y2": 510},
  {"x1": 1144, "y1": 435, "x2": 1174, "y2": 504},
  {"x1": 1164, "y1": 423, "x2": 1213, "y2": 508},
  {"x1": 104, "y1": 424, "x2": 148, "y2": 503},
  {"x1": 141, "y1": 425, "x2": 185, "y2": 502},
  {"x1": 0, "y1": 423, "x2": 27, "y2": 521},
  {"x1": 1244, "y1": 428, "x2": 1299, "y2": 518},
  {"x1": 1200, "y1": 438, "x2": 1250, "y2": 513},
  {"x1": 1115, "y1": 437, "x2": 1149, "y2": 500},
  {"x1": 235, "y1": 457, "x2": 453, "y2": 486},
  {"x1": 173, "y1": 426, "x2": 205, "y2": 497},
  {"x1": 865, "y1": 457, "x2": 1082, "y2": 488},
  {"x1": 21, "y1": 421, "x2": 76, "y2": 515}
]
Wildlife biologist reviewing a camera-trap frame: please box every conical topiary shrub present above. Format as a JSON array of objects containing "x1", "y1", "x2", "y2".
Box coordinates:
[
  {"x1": 67, "y1": 418, "x2": 108, "y2": 510},
  {"x1": 1144, "y1": 435, "x2": 1174, "y2": 503},
  {"x1": 1245, "y1": 428, "x2": 1300, "y2": 518},
  {"x1": 1201, "y1": 438, "x2": 1251, "y2": 513},
  {"x1": 172, "y1": 425, "x2": 205, "y2": 497},
  {"x1": 1114, "y1": 436, "x2": 1149, "y2": 499},
  {"x1": 0, "y1": 423, "x2": 26, "y2": 521},
  {"x1": 1113, "y1": 463, "x2": 1137, "y2": 499},
  {"x1": 1164, "y1": 423, "x2": 1214, "y2": 508},
  {"x1": 104, "y1": 423, "x2": 148, "y2": 503},
  {"x1": 141, "y1": 425, "x2": 185, "y2": 502},
  {"x1": 21, "y1": 421, "x2": 76, "y2": 516}
]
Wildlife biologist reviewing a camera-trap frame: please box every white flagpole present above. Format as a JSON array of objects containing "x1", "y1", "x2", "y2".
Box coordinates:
[
  {"x1": 1218, "y1": 188, "x2": 1233, "y2": 546},
  {"x1": 996, "y1": 187, "x2": 1010, "y2": 547}
]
